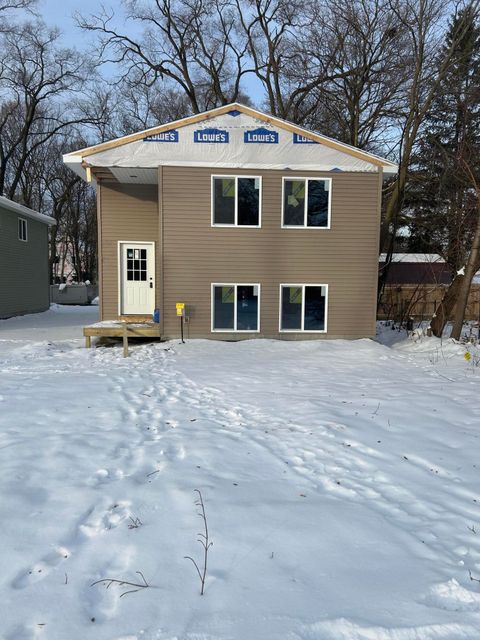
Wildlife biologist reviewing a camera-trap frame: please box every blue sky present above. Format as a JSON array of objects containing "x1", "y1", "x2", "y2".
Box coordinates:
[
  {"x1": 37, "y1": 0, "x2": 263, "y2": 102},
  {"x1": 39, "y1": 0, "x2": 127, "y2": 48}
]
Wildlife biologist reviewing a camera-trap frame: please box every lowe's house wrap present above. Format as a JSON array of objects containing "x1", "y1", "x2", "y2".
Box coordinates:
[
  {"x1": 143, "y1": 130, "x2": 179, "y2": 142},
  {"x1": 194, "y1": 128, "x2": 229, "y2": 143},
  {"x1": 63, "y1": 102, "x2": 398, "y2": 341},
  {"x1": 244, "y1": 127, "x2": 279, "y2": 144}
]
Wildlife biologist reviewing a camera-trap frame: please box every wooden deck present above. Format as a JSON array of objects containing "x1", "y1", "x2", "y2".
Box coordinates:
[{"x1": 83, "y1": 321, "x2": 162, "y2": 357}]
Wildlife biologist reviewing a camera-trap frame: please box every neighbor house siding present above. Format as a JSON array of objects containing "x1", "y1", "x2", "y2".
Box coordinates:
[
  {"x1": 98, "y1": 182, "x2": 158, "y2": 319},
  {"x1": 0, "y1": 206, "x2": 50, "y2": 318},
  {"x1": 160, "y1": 166, "x2": 381, "y2": 339}
]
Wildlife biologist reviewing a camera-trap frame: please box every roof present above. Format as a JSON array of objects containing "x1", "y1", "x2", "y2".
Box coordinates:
[
  {"x1": 379, "y1": 253, "x2": 445, "y2": 264},
  {"x1": 63, "y1": 103, "x2": 398, "y2": 184},
  {"x1": 0, "y1": 195, "x2": 55, "y2": 226}
]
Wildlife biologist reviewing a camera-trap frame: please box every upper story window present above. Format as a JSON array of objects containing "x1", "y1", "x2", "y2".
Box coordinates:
[
  {"x1": 212, "y1": 175, "x2": 261, "y2": 227},
  {"x1": 18, "y1": 217, "x2": 28, "y2": 242},
  {"x1": 282, "y1": 177, "x2": 331, "y2": 229}
]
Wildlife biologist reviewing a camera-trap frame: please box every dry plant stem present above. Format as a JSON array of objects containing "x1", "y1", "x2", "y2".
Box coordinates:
[
  {"x1": 91, "y1": 571, "x2": 149, "y2": 598},
  {"x1": 184, "y1": 489, "x2": 213, "y2": 595}
]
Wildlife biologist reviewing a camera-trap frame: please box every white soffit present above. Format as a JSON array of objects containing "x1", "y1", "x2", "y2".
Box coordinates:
[
  {"x1": 81, "y1": 112, "x2": 390, "y2": 176},
  {"x1": 110, "y1": 167, "x2": 158, "y2": 184}
]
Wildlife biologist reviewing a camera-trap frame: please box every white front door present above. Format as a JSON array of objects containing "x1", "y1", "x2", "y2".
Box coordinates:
[{"x1": 119, "y1": 242, "x2": 155, "y2": 315}]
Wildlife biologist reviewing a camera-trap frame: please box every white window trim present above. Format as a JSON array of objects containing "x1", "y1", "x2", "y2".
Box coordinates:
[
  {"x1": 211, "y1": 283, "x2": 261, "y2": 333},
  {"x1": 281, "y1": 177, "x2": 332, "y2": 229},
  {"x1": 18, "y1": 217, "x2": 28, "y2": 242},
  {"x1": 211, "y1": 175, "x2": 262, "y2": 228},
  {"x1": 278, "y1": 284, "x2": 329, "y2": 333}
]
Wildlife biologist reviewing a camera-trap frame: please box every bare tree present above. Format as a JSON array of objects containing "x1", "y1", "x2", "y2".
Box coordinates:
[
  {"x1": 431, "y1": 148, "x2": 480, "y2": 339},
  {"x1": 0, "y1": 21, "x2": 94, "y2": 199},
  {"x1": 304, "y1": 0, "x2": 409, "y2": 151},
  {"x1": 77, "y1": 0, "x2": 252, "y2": 114},
  {"x1": 378, "y1": 0, "x2": 480, "y2": 302}
]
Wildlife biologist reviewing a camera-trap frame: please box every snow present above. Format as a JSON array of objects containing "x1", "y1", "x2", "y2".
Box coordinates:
[
  {"x1": 379, "y1": 253, "x2": 445, "y2": 264},
  {"x1": 1, "y1": 307, "x2": 480, "y2": 640}
]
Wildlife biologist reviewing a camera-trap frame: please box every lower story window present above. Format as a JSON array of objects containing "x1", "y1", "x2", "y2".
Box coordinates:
[
  {"x1": 280, "y1": 284, "x2": 328, "y2": 332},
  {"x1": 212, "y1": 284, "x2": 260, "y2": 332}
]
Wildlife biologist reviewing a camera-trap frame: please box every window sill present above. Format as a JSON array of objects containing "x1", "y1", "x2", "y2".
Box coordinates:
[
  {"x1": 281, "y1": 225, "x2": 330, "y2": 230},
  {"x1": 211, "y1": 224, "x2": 262, "y2": 229},
  {"x1": 211, "y1": 329, "x2": 261, "y2": 333}
]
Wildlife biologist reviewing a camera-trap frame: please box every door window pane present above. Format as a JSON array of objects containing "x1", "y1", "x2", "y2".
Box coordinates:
[
  {"x1": 307, "y1": 180, "x2": 329, "y2": 227},
  {"x1": 281, "y1": 286, "x2": 302, "y2": 329},
  {"x1": 304, "y1": 286, "x2": 326, "y2": 330},
  {"x1": 283, "y1": 180, "x2": 306, "y2": 226},
  {"x1": 238, "y1": 178, "x2": 259, "y2": 226},
  {"x1": 237, "y1": 285, "x2": 258, "y2": 330},
  {"x1": 213, "y1": 286, "x2": 235, "y2": 329},
  {"x1": 213, "y1": 177, "x2": 235, "y2": 224}
]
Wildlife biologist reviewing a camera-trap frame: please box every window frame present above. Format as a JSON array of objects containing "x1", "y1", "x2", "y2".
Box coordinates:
[
  {"x1": 211, "y1": 283, "x2": 261, "y2": 333},
  {"x1": 281, "y1": 177, "x2": 332, "y2": 229},
  {"x1": 211, "y1": 175, "x2": 262, "y2": 228},
  {"x1": 18, "y1": 217, "x2": 28, "y2": 242},
  {"x1": 278, "y1": 283, "x2": 329, "y2": 333}
]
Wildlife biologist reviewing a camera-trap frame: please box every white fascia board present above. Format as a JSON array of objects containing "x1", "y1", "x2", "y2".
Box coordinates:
[
  {"x1": 0, "y1": 195, "x2": 55, "y2": 226},
  {"x1": 62, "y1": 154, "x2": 89, "y2": 181}
]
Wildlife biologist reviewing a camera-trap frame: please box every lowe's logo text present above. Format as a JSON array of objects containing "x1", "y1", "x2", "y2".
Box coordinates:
[
  {"x1": 194, "y1": 128, "x2": 229, "y2": 143},
  {"x1": 293, "y1": 133, "x2": 318, "y2": 144},
  {"x1": 244, "y1": 127, "x2": 278, "y2": 144},
  {"x1": 143, "y1": 130, "x2": 179, "y2": 142}
]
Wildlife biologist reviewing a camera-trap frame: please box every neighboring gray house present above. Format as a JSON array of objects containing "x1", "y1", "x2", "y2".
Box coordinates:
[{"x1": 0, "y1": 196, "x2": 55, "y2": 319}]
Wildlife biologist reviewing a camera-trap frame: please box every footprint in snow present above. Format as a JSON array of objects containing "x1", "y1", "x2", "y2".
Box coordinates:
[
  {"x1": 12, "y1": 546, "x2": 70, "y2": 589},
  {"x1": 86, "y1": 546, "x2": 136, "y2": 623},
  {"x1": 78, "y1": 499, "x2": 131, "y2": 539},
  {"x1": 6, "y1": 623, "x2": 47, "y2": 640}
]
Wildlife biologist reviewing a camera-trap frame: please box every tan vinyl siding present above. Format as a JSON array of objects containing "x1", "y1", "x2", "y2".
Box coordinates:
[
  {"x1": 98, "y1": 183, "x2": 158, "y2": 319},
  {"x1": 161, "y1": 167, "x2": 380, "y2": 339},
  {"x1": 98, "y1": 168, "x2": 380, "y2": 339}
]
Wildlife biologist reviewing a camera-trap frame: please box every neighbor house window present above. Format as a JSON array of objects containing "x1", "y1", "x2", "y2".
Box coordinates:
[
  {"x1": 18, "y1": 217, "x2": 28, "y2": 241},
  {"x1": 279, "y1": 284, "x2": 328, "y2": 332},
  {"x1": 212, "y1": 176, "x2": 261, "y2": 227},
  {"x1": 212, "y1": 284, "x2": 260, "y2": 332},
  {"x1": 282, "y1": 178, "x2": 331, "y2": 228}
]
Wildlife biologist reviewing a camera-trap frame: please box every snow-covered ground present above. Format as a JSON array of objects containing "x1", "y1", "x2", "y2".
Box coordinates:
[{"x1": 1, "y1": 308, "x2": 480, "y2": 640}]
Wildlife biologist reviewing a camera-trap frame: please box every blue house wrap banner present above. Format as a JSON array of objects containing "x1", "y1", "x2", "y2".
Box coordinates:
[
  {"x1": 143, "y1": 130, "x2": 179, "y2": 142},
  {"x1": 244, "y1": 127, "x2": 278, "y2": 144},
  {"x1": 293, "y1": 133, "x2": 318, "y2": 144},
  {"x1": 194, "y1": 128, "x2": 229, "y2": 143}
]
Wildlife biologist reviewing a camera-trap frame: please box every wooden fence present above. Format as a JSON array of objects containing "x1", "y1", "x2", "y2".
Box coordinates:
[{"x1": 378, "y1": 283, "x2": 480, "y2": 324}]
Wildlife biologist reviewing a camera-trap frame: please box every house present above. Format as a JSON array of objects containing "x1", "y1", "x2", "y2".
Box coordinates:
[
  {"x1": 63, "y1": 103, "x2": 397, "y2": 339},
  {"x1": 0, "y1": 196, "x2": 55, "y2": 319},
  {"x1": 379, "y1": 254, "x2": 452, "y2": 285}
]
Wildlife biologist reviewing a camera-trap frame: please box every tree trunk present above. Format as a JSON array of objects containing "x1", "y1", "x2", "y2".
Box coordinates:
[
  {"x1": 450, "y1": 206, "x2": 480, "y2": 340},
  {"x1": 430, "y1": 274, "x2": 464, "y2": 337}
]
